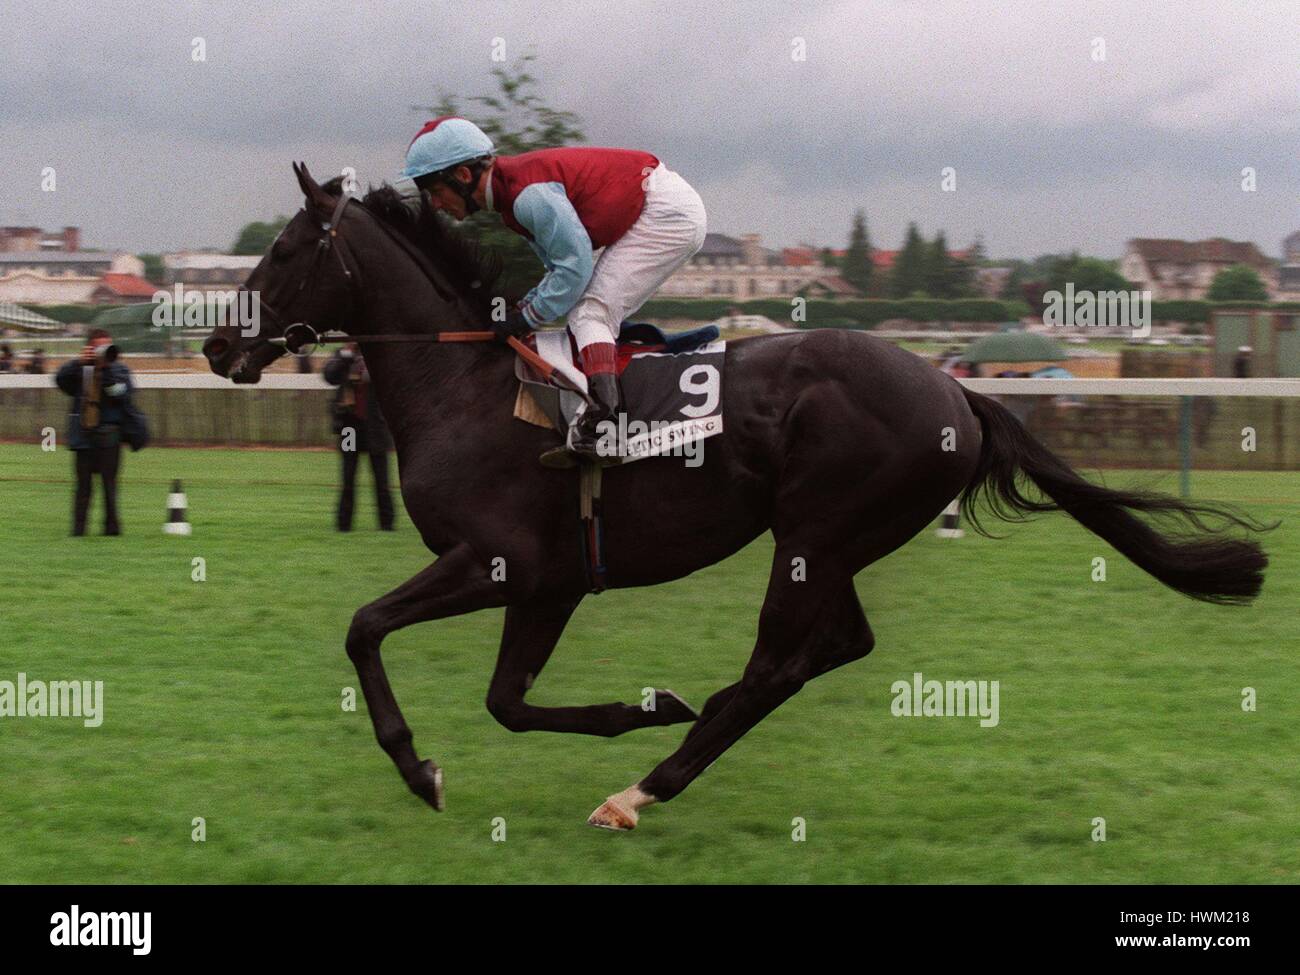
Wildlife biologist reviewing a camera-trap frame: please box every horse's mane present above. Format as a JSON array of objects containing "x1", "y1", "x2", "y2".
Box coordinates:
[{"x1": 320, "y1": 176, "x2": 508, "y2": 317}]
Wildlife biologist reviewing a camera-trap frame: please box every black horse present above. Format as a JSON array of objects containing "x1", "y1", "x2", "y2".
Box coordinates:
[{"x1": 204, "y1": 164, "x2": 1268, "y2": 830}]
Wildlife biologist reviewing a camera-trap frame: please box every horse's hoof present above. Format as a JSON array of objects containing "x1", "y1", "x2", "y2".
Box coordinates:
[
  {"x1": 408, "y1": 759, "x2": 445, "y2": 811},
  {"x1": 656, "y1": 689, "x2": 699, "y2": 723},
  {"x1": 587, "y1": 798, "x2": 638, "y2": 831}
]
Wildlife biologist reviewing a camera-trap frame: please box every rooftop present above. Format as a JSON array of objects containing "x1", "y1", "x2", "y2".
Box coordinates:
[
  {"x1": 0, "y1": 251, "x2": 112, "y2": 264},
  {"x1": 163, "y1": 252, "x2": 263, "y2": 270}
]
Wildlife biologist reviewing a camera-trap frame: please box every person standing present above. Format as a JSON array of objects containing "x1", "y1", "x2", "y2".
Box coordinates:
[
  {"x1": 323, "y1": 344, "x2": 395, "y2": 532},
  {"x1": 55, "y1": 329, "x2": 139, "y2": 536}
]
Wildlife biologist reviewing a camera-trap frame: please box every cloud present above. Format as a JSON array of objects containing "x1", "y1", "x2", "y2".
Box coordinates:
[{"x1": 1, "y1": 0, "x2": 1295, "y2": 256}]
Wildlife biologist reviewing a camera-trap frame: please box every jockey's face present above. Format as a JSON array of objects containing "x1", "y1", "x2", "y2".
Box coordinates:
[{"x1": 423, "y1": 164, "x2": 478, "y2": 221}]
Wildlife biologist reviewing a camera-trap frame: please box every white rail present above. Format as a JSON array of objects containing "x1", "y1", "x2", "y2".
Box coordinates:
[
  {"x1": 0, "y1": 372, "x2": 331, "y2": 390},
  {"x1": 6, "y1": 375, "x2": 1300, "y2": 395},
  {"x1": 959, "y1": 378, "x2": 1300, "y2": 398}
]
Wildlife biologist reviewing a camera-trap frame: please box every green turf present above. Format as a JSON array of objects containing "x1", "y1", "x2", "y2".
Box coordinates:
[{"x1": 0, "y1": 443, "x2": 1296, "y2": 883}]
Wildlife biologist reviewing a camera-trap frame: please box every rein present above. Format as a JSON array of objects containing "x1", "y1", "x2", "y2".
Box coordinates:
[{"x1": 263, "y1": 194, "x2": 587, "y2": 399}]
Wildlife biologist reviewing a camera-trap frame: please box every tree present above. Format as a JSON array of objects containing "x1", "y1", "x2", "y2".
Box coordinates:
[
  {"x1": 232, "y1": 216, "x2": 289, "y2": 255},
  {"x1": 922, "y1": 231, "x2": 953, "y2": 298},
  {"x1": 136, "y1": 253, "x2": 165, "y2": 286},
  {"x1": 840, "y1": 210, "x2": 872, "y2": 294},
  {"x1": 413, "y1": 55, "x2": 586, "y2": 299},
  {"x1": 1206, "y1": 264, "x2": 1269, "y2": 302},
  {"x1": 890, "y1": 223, "x2": 928, "y2": 297},
  {"x1": 951, "y1": 235, "x2": 984, "y2": 297},
  {"x1": 1018, "y1": 253, "x2": 1133, "y2": 312}
]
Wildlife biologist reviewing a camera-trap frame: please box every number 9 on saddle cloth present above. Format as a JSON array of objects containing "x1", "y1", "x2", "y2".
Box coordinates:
[{"x1": 514, "y1": 321, "x2": 725, "y2": 465}]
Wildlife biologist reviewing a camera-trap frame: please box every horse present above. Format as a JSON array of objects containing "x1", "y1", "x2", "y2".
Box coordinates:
[{"x1": 203, "y1": 163, "x2": 1269, "y2": 830}]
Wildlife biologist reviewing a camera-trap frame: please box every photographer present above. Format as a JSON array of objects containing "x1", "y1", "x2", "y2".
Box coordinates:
[
  {"x1": 55, "y1": 329, "x2": 147, "y2": 536},
  {"x1": 323, "y1": 344, "x2": 395, "y2": 532}
]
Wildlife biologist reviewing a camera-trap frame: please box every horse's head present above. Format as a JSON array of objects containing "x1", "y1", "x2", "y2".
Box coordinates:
[{"x1": 204, "y1": 163, "x2": 358, "y2": 383}]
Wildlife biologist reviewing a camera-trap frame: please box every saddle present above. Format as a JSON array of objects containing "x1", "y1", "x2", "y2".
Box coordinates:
[
  {"x1": 513, "y1": 321, "x2": 726, "y2": 464},
  {"x1": 512, "y1": 321, "x2": 726, "y2": 595}
]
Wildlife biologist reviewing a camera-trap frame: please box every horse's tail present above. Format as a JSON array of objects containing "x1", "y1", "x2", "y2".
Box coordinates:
[{"x1": 958, "y1": 386, "x2": 1270, "y2": 605}]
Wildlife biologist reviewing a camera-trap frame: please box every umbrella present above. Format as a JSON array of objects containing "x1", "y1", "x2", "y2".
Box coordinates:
[
  {"x1": 963, "y1": 331, "x2": 1066, "y2": 364},
  {"x1": 0, "y1": 301, "x2": 63, "y2": 332},
  {"x1": 93, "y1": 303, "x2": 163, "y2": 328},
  {"x1": 1030, "y1": 365, "x2": 1075, "y2": 379}
]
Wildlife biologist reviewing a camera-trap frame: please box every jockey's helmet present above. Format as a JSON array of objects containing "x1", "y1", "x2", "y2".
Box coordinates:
[{"x1": 398, "y1": 117, "x2": 495, "y2": 215}]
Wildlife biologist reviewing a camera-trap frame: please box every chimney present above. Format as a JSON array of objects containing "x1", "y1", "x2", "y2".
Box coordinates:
[
  {"x1": 63, "y1": 226, "x2": 80, "y2": 252},
  {"x1": 740, "y1": 233, "x2": 763, "y2": 268}
]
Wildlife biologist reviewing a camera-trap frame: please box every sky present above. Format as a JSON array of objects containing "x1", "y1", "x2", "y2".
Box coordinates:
[{"x1": 1, "y1": 0, "x2": 1296, "y2": 260}]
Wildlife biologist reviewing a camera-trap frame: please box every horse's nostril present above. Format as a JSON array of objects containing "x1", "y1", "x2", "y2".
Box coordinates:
[{"x1": 204, "y1": 336, "x2": 230, "y2": 361}]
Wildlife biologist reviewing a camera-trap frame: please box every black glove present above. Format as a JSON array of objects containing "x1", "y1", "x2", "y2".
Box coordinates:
[{"x1": 492, "y1": 308, "x2": 532, "y2": 344}]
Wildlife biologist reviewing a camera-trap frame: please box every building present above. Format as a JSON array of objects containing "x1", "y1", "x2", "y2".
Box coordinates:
[
  {"x1": 657, "y1": 233, "x2": 854, "y2": 299},
  {"x1": 0, "y1": 251, "x2": 145, "y2": 304},
  {"x1": 91, "y1": 273, "x2": 160, "y2": 304},
  {"x1": 1278, "y1": 231, "x2": 1300, "y2": 300},
  {"x1": 1120, "y1": 238, "x2": 1277, "y2": 300},
  {"x1": 162, "y1": 252, "x2": 262, "y2": 289},
  {"x1": 0, "y1": 225, "x2": 80, "y2": 253}
]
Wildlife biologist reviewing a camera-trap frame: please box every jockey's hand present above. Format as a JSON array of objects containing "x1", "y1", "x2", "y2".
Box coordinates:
[{"x1": 492, "y1": 308, "x2": 532, "y2": 344}]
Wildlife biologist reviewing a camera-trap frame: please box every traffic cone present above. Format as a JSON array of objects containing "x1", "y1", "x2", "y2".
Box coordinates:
[
  {"x1": 164, "y1": 479, "x2": 191, "y2": 535},
  {"x1": 936, "y1": 498, "x2": 964, "y2": 539}
]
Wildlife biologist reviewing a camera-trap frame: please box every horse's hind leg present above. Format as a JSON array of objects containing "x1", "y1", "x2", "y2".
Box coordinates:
[
  {"x1": 347, "y1": 544, "x2": 504, "y2": 810},
  {"x1": 682, "y1": 581, "x2": 873, "y2": 743},
  {"x1": 486, "y1": 599, "x2": 698, "y2": 736},
  {"x1": 587, "y1": 548, "x2": 839, "y2": 830}
]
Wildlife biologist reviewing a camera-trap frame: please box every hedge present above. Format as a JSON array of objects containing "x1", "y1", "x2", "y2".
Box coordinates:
[
  {"x1": 636, "y1": 297, "x2": 1025, "y2": 327},
  {"x1": 636, "y1": 298, "x2": 1299, "y2": 329}
]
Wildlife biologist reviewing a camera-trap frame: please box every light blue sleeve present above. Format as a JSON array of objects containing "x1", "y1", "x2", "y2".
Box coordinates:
[
  {"x1": 512, "y1": 182, "x2": 595, "y2": 325},
  {"x1": 521, "y1": 242, "x2": 550, "y2": 310}
]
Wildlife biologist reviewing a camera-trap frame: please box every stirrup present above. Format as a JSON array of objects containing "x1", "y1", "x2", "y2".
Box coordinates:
[
  {"x1": 538, "y1": 444, "x2": 580, "y2": 469},
  {"x1": 538, "y1": 441, "x2": 621, "y2": 470}
]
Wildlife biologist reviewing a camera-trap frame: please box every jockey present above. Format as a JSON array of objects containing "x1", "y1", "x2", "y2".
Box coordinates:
[{"x1": 396, "y1": 117, "x2": 707, "y2": 465}]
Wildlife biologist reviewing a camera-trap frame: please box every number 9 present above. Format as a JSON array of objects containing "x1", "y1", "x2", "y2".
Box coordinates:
[{"x1": 679, "y1": 364, "x2": 720, "y2": 418}]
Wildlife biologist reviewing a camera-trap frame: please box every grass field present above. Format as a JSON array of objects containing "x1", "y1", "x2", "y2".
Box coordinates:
[{"x1": 0, "y1": 442, "x2": 1296, "y2": 884}]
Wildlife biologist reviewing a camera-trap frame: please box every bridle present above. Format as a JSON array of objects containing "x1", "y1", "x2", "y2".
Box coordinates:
[
  {"x1": 250, "y1": 193, "x2": 585, "y2": 397},
  {"x1": 256, "y1": 194, "x2": 492, "y2": 354}
]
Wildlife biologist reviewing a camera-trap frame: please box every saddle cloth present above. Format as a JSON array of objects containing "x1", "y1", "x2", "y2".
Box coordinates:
[{"x1": 514, "y1": 322, "x2": 725, "y2": 464}]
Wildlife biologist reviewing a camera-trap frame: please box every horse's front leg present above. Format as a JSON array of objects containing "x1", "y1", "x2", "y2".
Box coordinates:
[
  {"x1": 485, "y1": 599, "x2": 698, "y2": 736},
  {"x1": 346, "y1": 544, "x2": 504, "y2": 809}
]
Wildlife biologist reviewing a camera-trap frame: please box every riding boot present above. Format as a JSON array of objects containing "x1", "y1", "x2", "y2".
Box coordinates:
[
  {"x1": 569, "y1": 372, "x2": 620, "y2": 460},
  {"x1": 539, "y1": 342, "x2": 621, "y2": 469}
]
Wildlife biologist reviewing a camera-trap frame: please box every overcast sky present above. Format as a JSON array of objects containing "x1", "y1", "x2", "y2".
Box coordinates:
[{"x1": 1, "y1": 0, "x2": 1296, "y2": 259}]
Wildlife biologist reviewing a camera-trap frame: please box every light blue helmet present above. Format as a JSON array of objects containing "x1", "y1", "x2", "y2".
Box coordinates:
[{"x1": 400, "y1": 116, "x2": 495, "y2": 181}]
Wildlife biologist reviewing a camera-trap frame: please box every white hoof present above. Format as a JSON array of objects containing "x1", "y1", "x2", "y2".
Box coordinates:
[{"x1": 586, "y1": 785, "x2": 656, "y2": 831}]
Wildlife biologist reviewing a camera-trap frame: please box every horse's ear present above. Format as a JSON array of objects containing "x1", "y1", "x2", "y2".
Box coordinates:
[{"x1": 293, "y1": 161, "x2": 333, "y2": 215}]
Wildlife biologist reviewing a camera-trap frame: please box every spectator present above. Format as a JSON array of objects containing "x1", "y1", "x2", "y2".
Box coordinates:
[
  {"x1": 55, "y1": 329, "x2": 148, "y2": 536},
  {"x1": 323, "y1": 344, "x2": 395, "y2": 532},
  {"x1": 0, "y1": 343, "x2": 13, "y2": 373},
  {"x1": 25, "y1": 348, "x2": 46, "y2": 375}
]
